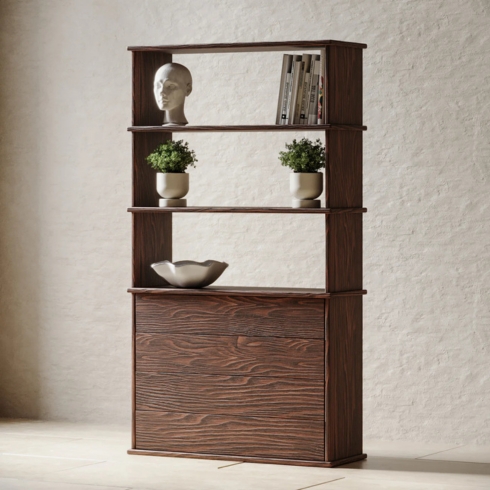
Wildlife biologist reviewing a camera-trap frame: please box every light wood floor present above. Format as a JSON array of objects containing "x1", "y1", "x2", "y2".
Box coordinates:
[{"x1": 1, "y1": 419, "x2": 489, "y2": 489}]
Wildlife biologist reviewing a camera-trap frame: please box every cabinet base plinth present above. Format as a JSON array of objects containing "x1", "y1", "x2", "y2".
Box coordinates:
[{"x1": 127, "y1": 449, "x2": 367, "y2": 468}]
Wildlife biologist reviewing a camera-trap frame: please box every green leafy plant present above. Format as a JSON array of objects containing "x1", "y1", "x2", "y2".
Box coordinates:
[
  {"x1": 146, "y1": 140, "x2": 197, "y2": 173},
  {"x1": 278, "y1": 138, "x2": 326, "y2": 173}
]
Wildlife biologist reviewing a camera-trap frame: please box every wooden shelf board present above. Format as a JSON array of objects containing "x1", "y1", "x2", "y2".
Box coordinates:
[
  {"x1": 128, "y1": 206, "x2": 367, "y2": 215},
  {"x1": 128, "y1": 286, "x2": 367, "y2": 298},
  {"x1": 127, "y1": 40, "x2": 367, "y2": 53},
  {"x1": 128, "y1": 124, "x2": 366, "y2": 132}
]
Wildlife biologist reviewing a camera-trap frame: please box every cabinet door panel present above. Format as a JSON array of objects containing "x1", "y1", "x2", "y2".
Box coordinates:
[
  {"x1": 136, "y1": 410, "x2": 324, "y2": 461},
  {"x1": 136, "y1": 294, "x2": 325, "y2": 339},
  {"x1": 136, "y1": 372, "x2": 324, "y2": 419},
  {"x1": 136, "y1": 333, "x2": 324, "y2": 379}
]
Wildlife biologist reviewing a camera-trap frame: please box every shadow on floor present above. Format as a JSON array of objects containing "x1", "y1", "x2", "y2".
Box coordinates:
[{"x1": 344, "y1": 456, "x2": 490, "y2": 476}]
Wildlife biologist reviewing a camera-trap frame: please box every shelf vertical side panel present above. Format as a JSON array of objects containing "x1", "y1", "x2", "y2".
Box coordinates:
[
  {"x1": 132, "y1": 51, "x2": 172, "y2": 126},
  {"x1": 325, "y1": 295, "x2": 363, "y2": 462},
  {"x1": 133, "y1": 213, "x2": 172, "y2": 288},
  {"x1": 133, "y1": 132, "x2": 171, "y2": 207},
  {"x1": 326, "y1": 46, "x2": 362, "y2": 125},
  {"x1": 324, "y1": 45, "x2": 364, "y2": 463}
]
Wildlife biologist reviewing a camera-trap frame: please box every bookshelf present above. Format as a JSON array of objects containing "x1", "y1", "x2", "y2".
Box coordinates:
[{"x1": 128, "y1": 39, "x2": 367, "y2": 468}]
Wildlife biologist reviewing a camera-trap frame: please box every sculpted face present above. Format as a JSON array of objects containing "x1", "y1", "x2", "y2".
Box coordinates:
[{"x1": 153, "y1": 63, "x2": 192, "y2": 112}]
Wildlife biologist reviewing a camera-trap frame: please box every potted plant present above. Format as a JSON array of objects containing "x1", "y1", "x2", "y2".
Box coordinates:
[
  {"x1": 146, "y1": 139, "x2": 197, "y2": 207},
  {"x1": 279, "y1": 137, "x2": 325, "y2": 208}
]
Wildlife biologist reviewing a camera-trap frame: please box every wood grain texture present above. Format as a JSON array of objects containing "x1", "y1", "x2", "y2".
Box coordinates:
[
  {"x1": 131, "y1": 294, "x2": 136, "y2": 449},
  {"x1": 326, "y1": 46, "x2": 363, "y2": 125},
  {"x1": 135, "y1": 295, "x2": 325, "y2": 339},
  {"x1": 136, "y1": 333, "x2": 324, "y2": 379},
  {"x1": 326, "y1": 213, "x2": 363, "y2": 292},
  {"x1": 132, "y1": 51, "x2": 171, "y2": 126},
  {"x1": 136, "y1": 372, "x2": 324, "y2": 419},
  {"x1": 128, "y1": 448, "x2": 367, "y2": 468},
  {"x1": 128, "y1": 206, "x2": 367, "y2": 214},
  {"x1": 133, "y1": 213, "x2": 172, "y2": 287},
  {"x1": 133, "y1": 132, "x2": 171, "y2": 207},
  {"x1": 128, "y1": 40, "x2": 367, "y2": 53},
  {"x1": 135, "y1": 411, "x2": 324, "y2": 460},
  {"x1": 128, "y1": 124, "x2": 366, "y2": 132},
  {"x1": 326, "y1": 131, "x2": 363, "y2": 208},
  {"x1": 325, "y1": 295, "x2": 363, "y2": 462}
]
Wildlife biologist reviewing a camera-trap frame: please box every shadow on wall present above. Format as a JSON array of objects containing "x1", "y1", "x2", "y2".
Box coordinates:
[{"x1": 0, "y1": 0, "x2": 42, "y2": 418}]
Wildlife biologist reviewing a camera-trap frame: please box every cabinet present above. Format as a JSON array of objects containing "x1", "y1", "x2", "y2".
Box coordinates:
[{"x1": 127, "y1": 40, "x2": 367, "y2": 467}]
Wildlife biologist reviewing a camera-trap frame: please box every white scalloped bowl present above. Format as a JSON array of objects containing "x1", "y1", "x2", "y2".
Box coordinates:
[{"x1": 151, "y1": 260, "x2": 229, "y2": 288}]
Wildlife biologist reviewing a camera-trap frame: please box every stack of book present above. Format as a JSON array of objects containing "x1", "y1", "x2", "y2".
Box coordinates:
[{"x1": 275, "y1": 54, "x2": 324, "y2": 125}]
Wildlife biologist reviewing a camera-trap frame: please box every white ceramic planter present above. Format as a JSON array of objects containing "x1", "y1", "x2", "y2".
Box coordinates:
[
  {"x1": 157, "y1": 172, "x2": 189, "y2": 199},
  {"x1": 289, "y1": 172, "x2": 323, "y2": 208}
]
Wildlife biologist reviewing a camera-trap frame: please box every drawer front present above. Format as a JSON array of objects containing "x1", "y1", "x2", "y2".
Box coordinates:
[
  {"x1": 136, "y1": 294, "x2": 325, "y2": 339},
  {"x1": 136, "y1": 372, "x2": 324, "y2": 419},
  {"x1": 135, "y1": 410, "x2": 324, "y2": 461},
  {"x1": 136, "y1": 333, "x2": 324, "y2": 379}
]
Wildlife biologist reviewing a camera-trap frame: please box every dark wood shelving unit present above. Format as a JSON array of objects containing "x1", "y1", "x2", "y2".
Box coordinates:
[{"x1": 128, "y1": 39, "x2": 367, "y2": 468}]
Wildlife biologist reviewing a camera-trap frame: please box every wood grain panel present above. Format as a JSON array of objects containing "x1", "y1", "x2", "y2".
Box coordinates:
[
  {"x1": 132, "y1": 51, "x2": 172, "y2": 126},
  {"x1": 326, "y1": 46, "x2": 363, "y2": 125},
  {"x1": 135, "y1": 411, "x2": 324, "y2": 460},
  {"x1": 136, "y1": 372, "x2": 324, "y2": 419},
  {"x1": 136, "y1": 333, "x2": 324, "y2": 378},
  {"x1": 133, "y1": 132, "x2": 171, "y2": 207},
  {"x1": 326, "y1": 295, "x2": 363, "y2": 461},
  {"x1": 326, "y1": 213, "x2": 363, "y2": 292},
  {"x1": 135, "y1": 295, "x2": 325, "y2": 339},
  {"x1": 326, "y1": 131, "x2": 363, "y2": 208},
  {"x1": 133, "y1": 213, "x2": 172, "y2": 287}
]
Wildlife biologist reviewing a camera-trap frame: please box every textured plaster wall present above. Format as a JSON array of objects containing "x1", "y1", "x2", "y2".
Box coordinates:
[{"x1": 0, "y1": 0, "x2": 488, "y2": 443}]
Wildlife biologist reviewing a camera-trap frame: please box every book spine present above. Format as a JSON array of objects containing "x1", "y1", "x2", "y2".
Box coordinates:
[
  {"x1": 287, "y1": 55, "x2": 302, "y2": 125},
  {"x1": 280, "y1": 72, "x2": 291, "y2": 125},
  {"x1": 293, "y1": 60, "x2": 305, "y2": 124},
  {"x1": 299, "y1": 54, "x2": 312, "y2": 125},
  {"x1": 279, "y1": 55, "x2": 293, "y2": 125},
  {"x1": 275, "y1": 54, "x2": 289, "y2": 125},
  {"x1": 317, "y1": 52, "x2": 326, "y2": 124},
  {"x1": 308, "y1": 56, "x2": 320, "y2": 125}
]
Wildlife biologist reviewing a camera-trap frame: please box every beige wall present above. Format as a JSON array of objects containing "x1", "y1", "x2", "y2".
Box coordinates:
[{"x1": 0, "y1": 0, "x2": 489, "y2": 443}]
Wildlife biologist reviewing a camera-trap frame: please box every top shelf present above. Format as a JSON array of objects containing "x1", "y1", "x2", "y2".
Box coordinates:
[{"x1": 127, "y1": 40, "x2": 368, "y2": 53}]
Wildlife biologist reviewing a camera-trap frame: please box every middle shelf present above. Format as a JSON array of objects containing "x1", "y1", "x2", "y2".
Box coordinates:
[
  {"x1": 128, "y1": 124, "x2": 367, "y2": 133},
  {"x1": 128, "y1": 206, "x2": 367, "y2": 214}
]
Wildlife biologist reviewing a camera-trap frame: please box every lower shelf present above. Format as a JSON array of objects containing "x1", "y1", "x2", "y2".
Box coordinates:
[{"x1": 127, "y1": 448, "x2": 368, "y2": 468}]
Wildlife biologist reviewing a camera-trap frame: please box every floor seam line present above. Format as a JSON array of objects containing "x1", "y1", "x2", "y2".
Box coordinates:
[
  {"x1": 218, "y1": 461, "x2": 244, "y2": 469},
  {"x1": 296, "y1": 478, "x2": 346, "y2": 490},
  {"x1": 55, "y1": 459, "x2": 107, "y2": 473},
  {"x1": 415, "y1": 444, "x2": 467, "y2": 459}
]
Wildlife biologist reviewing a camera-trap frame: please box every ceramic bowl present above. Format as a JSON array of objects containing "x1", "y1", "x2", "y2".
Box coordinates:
[{"x1": 151, "y1": 260, "x2": 229, "y2": 288}]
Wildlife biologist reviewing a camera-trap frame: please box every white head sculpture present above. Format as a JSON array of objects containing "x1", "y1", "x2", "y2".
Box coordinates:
[{"x1": 153, "y1": 63, "x2": 192, "y2": 126}]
